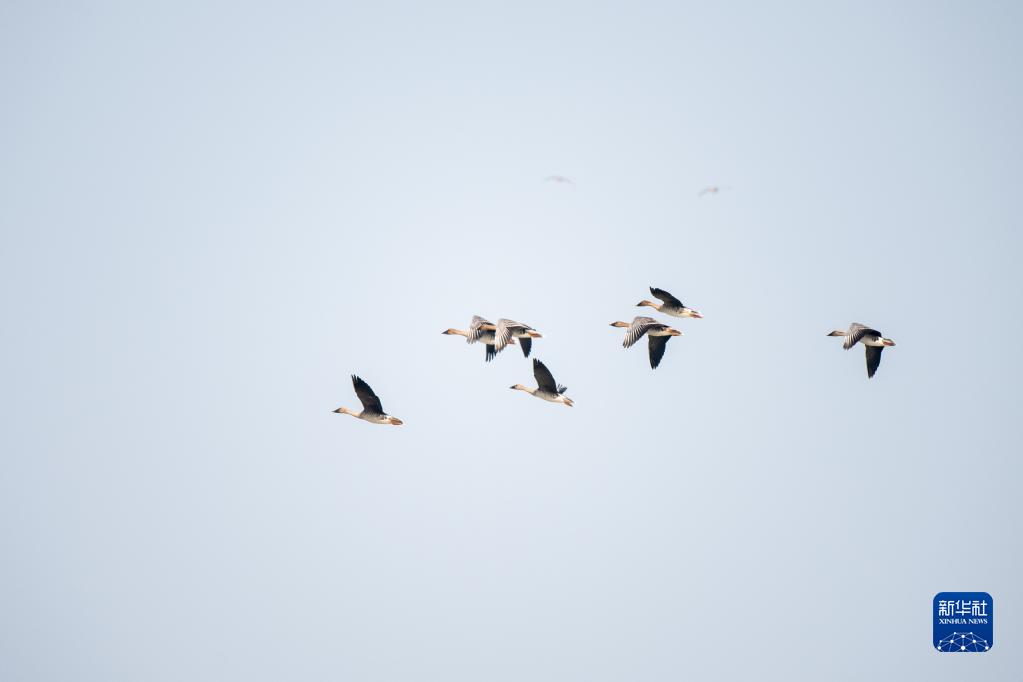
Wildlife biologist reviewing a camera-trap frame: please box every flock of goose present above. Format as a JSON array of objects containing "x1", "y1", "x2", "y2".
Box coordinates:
[{"x1": 332, "y1": 286, "x2": 896, "y2": 426}]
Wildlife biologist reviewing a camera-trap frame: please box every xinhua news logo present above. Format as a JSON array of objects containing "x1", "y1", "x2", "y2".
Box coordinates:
[{"x1": 933, "y1": 592, "x2": 993, "y2": 652}]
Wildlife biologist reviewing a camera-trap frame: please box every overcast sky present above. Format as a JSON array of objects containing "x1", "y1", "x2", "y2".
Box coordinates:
[{"x1": 2, "y1": 2, "x2": 1022, "y2": 680}]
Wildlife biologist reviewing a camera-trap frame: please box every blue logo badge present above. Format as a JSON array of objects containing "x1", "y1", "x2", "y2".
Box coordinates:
[{"x1": 933, "y1": 592, "x2": 993, "y2": 652}]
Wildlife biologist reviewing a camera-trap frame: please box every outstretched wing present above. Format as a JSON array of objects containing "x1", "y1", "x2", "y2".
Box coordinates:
[
  {"x1": 351, "y1": 375, "x2": 384, "y2": 414},
  {"x1": 519, "y1": 336, "x2": 532, "y2": 358},
  {"x1": 495, "y1": 319, "x2": 527, "y2": 353},
  {"x1": 648, "y1": 335, "x2": 671, "y2": 369},
  {"x1": 468, "y1": 315, "x2": 493, "y2": 344},
  {"x1": 532, "y1": 358, "x2": 559, "y2": 393},
  {"x1": 650, "y1": 287, "x2": 684, "y2": 308},
  {"x1": 865, "y1": 346, "x2": 884, "y2": 378},
  {"x1": 844, "y1": 322, "x2": 880, "y2": 350},
  {"x1": 623, "y1": 316, "x2": 661, "y2": 348}
]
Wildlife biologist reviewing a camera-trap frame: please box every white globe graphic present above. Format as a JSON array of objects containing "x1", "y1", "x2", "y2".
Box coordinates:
[{"x1": 936, "y1": 632, "x2": 990, "y2": 652}]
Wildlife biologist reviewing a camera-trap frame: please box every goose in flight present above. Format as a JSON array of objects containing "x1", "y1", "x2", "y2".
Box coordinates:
[
  {"x1": 442, "y1": 315, "x2": 515, "y2": 362},
  {"x1": 494, "y1": 318, "x2": 543, "y2": 358},
  {"x1": 610, "y1": 316, "x2": 683, "y2": 369},
  {"x1": 827, "y1": 323, "x2": 896, "y2": 378},
  {"x1": 637, "y1": 287, "x2": 703, "y2": 318},
  {"x1": 544, "y1": 175, "x2": 574, "y2": 185},
  {"x1": 332, "y1": 375, "x2": 403, "y2": 425},
  {"x1": 510, "y1": 358, "x2": 573, "y2": 407}
]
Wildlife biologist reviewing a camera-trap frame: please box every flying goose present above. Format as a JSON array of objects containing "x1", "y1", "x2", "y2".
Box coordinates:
[
  {"x1": 332, "y1": 375, "x2": 403, "y2": 425},
  {"x1": 510, "y1": 358, "x2": 573, "y2": 407},
  {"x1": 610, "y1": 316, "x2": 683, "y2": 369},
  {"x1": 637, "y1": 287, "x2": 703, "y2": 318},
  {"x1": 442, "y1": 315, "x2": 515, "y2": 362},
  {"x1": 494, "y1": 318, "x2": 543, "y2": 358},
  {"x1": 827, "y1": 323, "x2": 896, "y2": 378}
]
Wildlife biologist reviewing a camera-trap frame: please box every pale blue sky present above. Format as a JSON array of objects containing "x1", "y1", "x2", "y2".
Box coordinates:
[{"x1": 2, "y1": 2, "x2": 1022, "y2": 680}]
